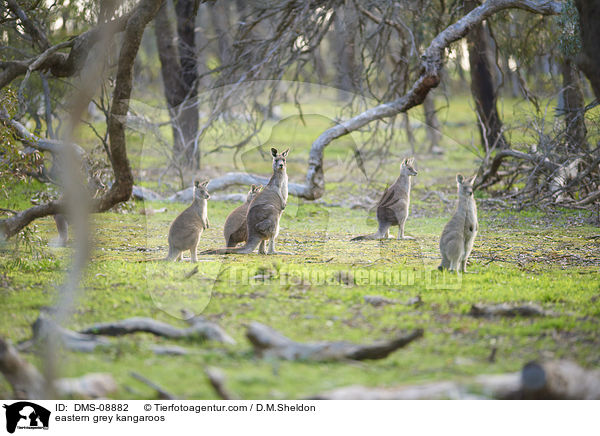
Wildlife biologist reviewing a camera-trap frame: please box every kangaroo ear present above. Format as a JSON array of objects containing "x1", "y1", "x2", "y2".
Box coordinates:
[
  {"x1": 194, "y1": 179, "x2": 200, "y2": 188},
  {"x1": 456, "y1": 174, "x2": 464, "y2": 183},
  {"x1": 468, "y1": 175, "x2": 476, "y2": 185},
  {"x1": 251, "y1": 184, "x2": 256, "y2": 190},
  {"x1": 271, "y1": 147, "x2": 278, "y2": 157},
  {"x1": 281, "y1": 148, "x2": 289, "y2": 157},
  {"x1": 200, "y1": 180, "x2": 209, "y2": 187}
]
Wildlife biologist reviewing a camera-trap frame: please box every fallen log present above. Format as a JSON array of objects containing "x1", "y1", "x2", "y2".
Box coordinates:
[
  {"x1": 166, "y1": 186, "x2": 247, "y2": 203},
  {"x1": 1, "y1": 337, "x2": 118, "y2": 399},
  {"x1": 310, "y1": 381, "x2": 472, "y2": 400},
  {"x1": 364, "y1": 295, "x2": 423, "y2": 307},
  {"x1": 469, "y1": 303, "x2": 552, "y2": 318},
  {"x1": 310, "y1": 360, "x2": 600, "y2": 400},
  {"x1": 19, "y1": 315, "x2": 110, "y2": 353},
  {"x1": 516, "y1": 361, "x2": 600, "y2": 400},
  {"x1": 0, "y1": 337, "x2": 46, "y2": 398},
  {"x1": 246, "y1": 322, "x2": 423, "y2": 361},
  {"x1": 132, "y1": 185, "x2": 163, "y2": 201},
  {"x1": 54, "y1": 373, "x2": 118, "y2": 399},
  {"x1": 81, "y1": 316, "x2": 236, "y2": 345},
  {"x1": 310, "y1": 372, "x2": 523, "y2": 400}
]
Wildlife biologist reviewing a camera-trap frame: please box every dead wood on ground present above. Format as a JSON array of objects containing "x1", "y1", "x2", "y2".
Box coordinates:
[
  {"x1": 1, "y1": 336, "x2": 118, "y2": 399},
  {"x1": 310, "y1": 360, "x2": 600, "y2": 399},
  {"x1": 81, "y1": 316, "x2": 236, "y2": 345},
  {"x1": 19, "y1": 315, "x2": 110, "y2": 353},
  {"x1": 205, "y1": 367, "x2": 239, "y2": 400},
  {"x1": 54, "y1": 373, "x2": 118, "y2": 399},
  {"x1": 0, "y1": 337, "x2": 46, "y2": 398},
  {"x1": 246, "y1": 322, "x2": 423, "y2": 361},
  {"x1": 469, "y1": 303, "x2": 553, "y2": 318},
  {"x1": 364, "y1": 295, "x2": 423, "y2": 307},
  {"x1": 131, "y1": 372, "x2": 176, "y2": 400}
]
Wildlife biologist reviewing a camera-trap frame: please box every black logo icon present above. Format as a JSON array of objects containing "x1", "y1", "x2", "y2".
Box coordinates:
[{"x1": 3, "y1": 402, "x2": 50, "y2": 434}]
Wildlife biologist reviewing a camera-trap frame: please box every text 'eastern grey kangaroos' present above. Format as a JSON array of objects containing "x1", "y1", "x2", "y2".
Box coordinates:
[
  {"x1": 201, "y1": 148, "x2": 291, "y2": 255},
  {"x1": 438, "y1": 174, "x2": 478, "y2": 273},
  {"x1": 351, "y1": 157, "x2": 418, "y2": 241}
]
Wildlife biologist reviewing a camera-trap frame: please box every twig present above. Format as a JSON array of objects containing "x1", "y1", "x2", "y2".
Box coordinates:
[
  {"x1": 131, "y1": 372, "x2": 176, "y2": 400},
  {"x1": 204, "y1": 367, "x2": 240, "y2": 400}
]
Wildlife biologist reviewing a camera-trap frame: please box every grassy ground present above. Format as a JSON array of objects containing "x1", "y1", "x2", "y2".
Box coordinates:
[{"x1": 1, "y1": 93, "x2": 599, "y2": 399}]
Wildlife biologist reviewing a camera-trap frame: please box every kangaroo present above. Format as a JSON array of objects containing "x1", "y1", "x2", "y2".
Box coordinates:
[
  {"x1": 201, "y1": 148, "x2": 290, "y2": 255},
  {"x1": 166, "y1": 179, "x2": 210, "y2": 262},
  {"x1": 223, "y1": 184, "x2": 263, "y2": 247},
  {"x1": 351, "y1": 157, "x2": 418, "y2": 241},
  {"x1": 438, "y1": 174, "x2": 478, "y2": 273}
]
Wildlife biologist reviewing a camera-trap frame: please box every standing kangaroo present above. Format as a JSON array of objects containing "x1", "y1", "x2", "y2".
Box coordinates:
[
  {"x1": 201, "y1": 148, "x2": 290, "y2": 255},
  {"x1": 166, "y1": 179, "x2": 210, "y2": 262},
  {"x1": 351, "y1": 157, "x2": 418, "y2": 241},
  {"x1": 223, "y1": 184, "x2": 262, "y2": 247},
  {"x1": 438, "y1": 174, "x2": 478, "y2": 273}
]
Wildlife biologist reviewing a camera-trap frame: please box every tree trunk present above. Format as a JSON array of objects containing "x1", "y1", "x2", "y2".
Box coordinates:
[
  {"x1": 154, "y1": 3, "x2": 186, "y2": 156},
  {"x1": 154, "y1": 0, "x2": 200, "y2": 168},
  {"x1": 560, "y1": 59, "x2": 587, "y2": 152},
  {"x1": 466, "y1": 1, "x2": 509, "y2": 152},
  {"x1": 574, "y1": 0, "x2": 600, "y2": 100},
  {"x1": 208, "y1": 1, "x2": 232, "y2": 66},
  {"x1": 333, "y1": 3, "x2": 359, "y2": 99},
  {"x1": 175, "y1": 0, "x2": 200, "y2": 166}
]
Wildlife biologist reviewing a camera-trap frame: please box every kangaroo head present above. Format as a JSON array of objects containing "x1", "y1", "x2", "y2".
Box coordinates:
[
  {"x1": 194, "y1": 179, "x2": 210, "y2": 200},
  {"x1": 247, "y1": 184, "x2": 262, "y2": 201},
  {"x1": 456, "y1": 174, "x2": 475, "y2": 197},
  {"x1": 401, "y1": 157, "x2": 418, "y2": 176},
  {"x1": 271, "y1": 147, "x2": 289, "y2": 171}
]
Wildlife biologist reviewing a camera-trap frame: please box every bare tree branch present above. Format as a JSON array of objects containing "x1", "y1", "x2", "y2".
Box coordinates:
[
  {"x1": 0, "y1": 10, "x2": 134, "y2": 89},
  {"x1": 292, "y1": 0, "x2": 562, "y2": 199},
  {"x1": 0, "y1": 0, "x2": 164, "y2": 239},
  {"x1": 5, "y1": 0, "x2": 50, "y2": 50}
]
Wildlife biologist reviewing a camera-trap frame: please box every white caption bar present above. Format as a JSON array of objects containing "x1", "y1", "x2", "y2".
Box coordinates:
[{"x1": 1, "y1": 400, "x2": 596, "y2": 436}]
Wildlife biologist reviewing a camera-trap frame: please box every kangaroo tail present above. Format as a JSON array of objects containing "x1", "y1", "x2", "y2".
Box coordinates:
[
  {"x1": 136, "y1": 257, "x2": 166, "y2": 263},
  {"x1": 350, "y1": 232, "x2": 380, "y2": 241},
  {"x1": 201, "y1": 235, "x2": 262, "y2": 255}
]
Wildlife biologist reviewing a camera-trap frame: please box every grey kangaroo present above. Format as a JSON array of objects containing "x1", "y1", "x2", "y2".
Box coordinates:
[
  {"x1": 223, "y1": 184, "x2": 263, "y2": 247},
  {"x1": 166, "y1": 179, "x2": 210, "y2": 262},
  {"x1": 351, "y1": 157, "x2": 418, "y2": 241},
  {"x1": 201, "y1": 148, "x2": 290, "y2": 255},
  {"x1": 438, "y1": 174, "x2": 478, "y2": 273}
]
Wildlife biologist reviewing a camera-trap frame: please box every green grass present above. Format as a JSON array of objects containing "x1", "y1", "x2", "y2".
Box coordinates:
[
  {"x1": 1, "y1": 199, "x2": 599, "y2": 399},
  {"x1": 1, "y1": 92, "x2": 599, "y2": 399}
]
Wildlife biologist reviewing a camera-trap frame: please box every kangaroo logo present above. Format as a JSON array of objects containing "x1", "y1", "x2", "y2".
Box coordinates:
[{"x1": 3, "y1": 402, "x2": 50, "y2": 434}]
